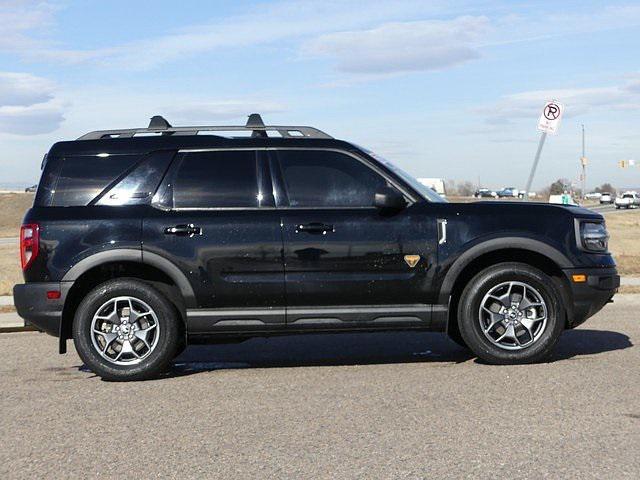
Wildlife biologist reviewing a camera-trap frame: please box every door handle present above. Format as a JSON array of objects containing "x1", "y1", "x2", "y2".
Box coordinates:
[
  {"x1": 164, "y1": 224, "x2": 202, "y2": 237},
  {"x1": 437, "y1": 218, "x2": 447, "y2": 245},
  {"x1": 295, "y1": 222, "x2": 335, "y2": 235}
]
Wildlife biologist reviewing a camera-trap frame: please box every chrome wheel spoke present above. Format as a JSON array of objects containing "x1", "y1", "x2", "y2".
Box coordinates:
[
  {"x1": 482, "y1": 307, "x2": 503, "y2": 332},
  {"x1": 519, "y1": 297, "x2": 542, "y2": 311},
  {"x1": 519, "y1": 318, "x2": 537, "y2": 343},
  {"x1": 98, "y1": 331, "x2": 118, "y2": 352},
  {"x1": 133, "y1": 325, "x2": 155, "y2": 350},
  {"x1": 495, "y1": 323, "x2": 517, "y2": 343}
]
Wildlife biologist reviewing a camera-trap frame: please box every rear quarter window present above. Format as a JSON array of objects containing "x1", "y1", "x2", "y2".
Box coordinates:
[{"x1": 49, "y1": 154, "x2": 141, "y2": 206}]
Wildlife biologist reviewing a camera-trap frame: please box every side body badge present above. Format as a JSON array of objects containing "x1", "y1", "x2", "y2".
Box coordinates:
[{"x1": 404, "y1": 255, "x2": 420, "y2": 268}]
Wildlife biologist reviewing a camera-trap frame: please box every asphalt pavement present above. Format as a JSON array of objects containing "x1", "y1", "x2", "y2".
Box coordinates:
[{"x1": 1, "y1": 295, "x2": 638, "y2": 479}]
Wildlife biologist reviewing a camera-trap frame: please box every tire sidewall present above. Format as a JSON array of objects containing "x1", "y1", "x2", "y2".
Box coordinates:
[
  {"x1": 458, "y1": 263, "x2": 564, "y2": 364},
  {"x1": 73, "y1": 279, "x2": 179, "y2": 381}
]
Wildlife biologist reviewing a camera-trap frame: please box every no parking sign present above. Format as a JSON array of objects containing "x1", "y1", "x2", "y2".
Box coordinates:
[{"x1": 537, "y1": 101, "x2": 564, "y2": 135}]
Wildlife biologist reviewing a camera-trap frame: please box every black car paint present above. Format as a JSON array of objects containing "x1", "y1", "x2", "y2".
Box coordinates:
[{"x1": 16, "y1": 134, "x2": 619, "y2": 349}]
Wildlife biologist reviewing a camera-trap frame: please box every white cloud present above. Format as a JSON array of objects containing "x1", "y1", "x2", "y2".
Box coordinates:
[
  {"x1": 0, "y1": 71, "x2": 63, "y2": 135},
  {"x1": 4, "y1": 0, "x2": 459, "y2": 69},
  {"x1": 303, "y1": 16, "x2": 489, "y2": 74},
  {"x1": 0, "y1": 0, "x2": 58, "y2": 50},
  {"x1": 0, "y1": 72, "x2": 56, "y2": 106},
  {"x1": 476, "y1": 78, "x2": 640, "y2": 125},
  {"x1": 0, "y1": 103, "x2": 64, "y2": 135}
]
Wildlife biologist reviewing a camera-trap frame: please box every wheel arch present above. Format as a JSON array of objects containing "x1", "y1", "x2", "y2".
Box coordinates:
[
  {"x1": 440, "y1": 238, "x2": 573, "y2": 338},
  {"x1": 59, "y1": 249, "x2": 195, "y2": 351}
]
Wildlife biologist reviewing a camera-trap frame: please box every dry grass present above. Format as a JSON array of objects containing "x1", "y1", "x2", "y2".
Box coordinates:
[
  {"x1": 0, "y1": 243, "x2": 21, "y2": 296},
  {"x1": 606, "y1": 211, "x2": 640, "y2": 275},
  {"x1": 0, "y1": 305, "x2": 16, "y2": 314},
  {"x1": 0, "y1": 193, "x2": 34, "y2": 238}
]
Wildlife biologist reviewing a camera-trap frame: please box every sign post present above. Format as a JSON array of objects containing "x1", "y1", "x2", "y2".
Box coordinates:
[{"x1": 524, "y1": 101, "x2": 564, "y2": 201}]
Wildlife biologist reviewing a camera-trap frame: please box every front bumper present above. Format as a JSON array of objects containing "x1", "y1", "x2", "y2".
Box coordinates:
[
  {"x1": 13, "y1": 282, "x2": 71, "y2": 337},
  {"x1": 562, "y1": 267, "x2": 619, "y2": 328}
]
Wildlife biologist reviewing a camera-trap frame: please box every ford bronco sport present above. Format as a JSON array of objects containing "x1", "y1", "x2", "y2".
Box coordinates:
[{"x1": 14, "y1": 114, "x2": 619, "y2": 380}]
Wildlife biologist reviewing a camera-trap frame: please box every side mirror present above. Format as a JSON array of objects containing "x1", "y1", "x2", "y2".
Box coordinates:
[{"x1": 374, "y1": 186, "x2": 407, "y2": 210}]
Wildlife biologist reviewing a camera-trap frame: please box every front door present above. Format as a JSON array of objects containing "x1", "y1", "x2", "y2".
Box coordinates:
[
  {"x1": 143, "y1": 149, "x2": 285, "y2": 332},
  {"x1": 272, "y1": 149, "x2": 438, "y2": 328}
]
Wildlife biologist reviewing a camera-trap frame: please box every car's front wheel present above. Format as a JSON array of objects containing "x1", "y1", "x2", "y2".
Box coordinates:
[
  {"x1": 73, "y1": 278, "x2": 181, "y2": 381},
  {"x1": 457, "y1": 263, "x2": 564, "y2": 364}
]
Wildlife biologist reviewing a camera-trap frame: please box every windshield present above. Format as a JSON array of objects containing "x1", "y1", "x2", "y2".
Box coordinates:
[{"x1": 359, "y1": 147, "x2": 447, "y2": 203}]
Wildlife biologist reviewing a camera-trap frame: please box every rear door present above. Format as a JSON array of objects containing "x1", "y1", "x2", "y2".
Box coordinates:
[
  {"x1": 142, "y1": 149, "x2": 285, "y2": 332},
  {"x1": 272, "y1": 149, "x2": 438, "y2": 328}
]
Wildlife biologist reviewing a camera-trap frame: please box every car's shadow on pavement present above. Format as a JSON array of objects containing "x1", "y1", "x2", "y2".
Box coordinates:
[{"x1": 155, "y1": 328, "x2": 632, "y2": 379}]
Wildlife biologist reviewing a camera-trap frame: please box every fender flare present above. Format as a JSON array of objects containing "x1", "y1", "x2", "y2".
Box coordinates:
[
  {"x1": 62, "y1": 248, "x2": 197, "y2": 308},
  {"x1": 438, "y1": 237, "x2": 572, "y2": 305}
]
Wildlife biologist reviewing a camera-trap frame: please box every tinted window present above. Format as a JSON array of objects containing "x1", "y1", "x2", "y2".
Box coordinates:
[
  {"x1": 173, "y1": 151, "x2": 259, "y2": 208},
  {"x1": 96, "y1": 152, "x2": 174, "y2": 206},
  {"x1": 52, "y1": 154, "x2": 140, "y2": 206},
  {"x1": 278, "y1": 150, "x2": 386, "y2": 207}
]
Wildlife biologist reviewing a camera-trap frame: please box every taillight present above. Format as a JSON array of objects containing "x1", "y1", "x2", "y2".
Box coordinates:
[{"x1": 20, "y1": 223, "x2": 39, "y2": 270}]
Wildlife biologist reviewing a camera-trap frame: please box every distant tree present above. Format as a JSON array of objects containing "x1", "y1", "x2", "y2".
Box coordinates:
[
  {"x1": 445, "y1": 180, "x2": 477, "y2": 197},
  {"x1": 549, "y1": 179, "x2": 568, "y2": 195},
  {"x1": 595, "y1": 183, "x2": 616, "y2": 194},
  {"x1": 457, "y1": 181, "x2": 476, "y2": 197},
  {"x1": 445, "y1": 180, "x2": 457, "y2": 195}
]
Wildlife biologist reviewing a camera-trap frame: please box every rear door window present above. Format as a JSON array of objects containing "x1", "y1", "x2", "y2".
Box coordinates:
[
  {"x1": 172, "y1": 150, "x2": 261, "y2": 208},
  {"x1": 277, "y1": 150, "x2": 386, "y2": 207}
]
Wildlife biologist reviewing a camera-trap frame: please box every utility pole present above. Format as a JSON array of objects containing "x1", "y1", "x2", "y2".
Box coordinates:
[{"x1": 580, "y1": 124, "x2": 587, "y2": 199}]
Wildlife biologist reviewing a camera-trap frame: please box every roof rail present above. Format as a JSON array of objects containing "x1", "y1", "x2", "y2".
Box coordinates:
[{"x1": 77, "y1": 113, "x2": 333, "y2": 140}]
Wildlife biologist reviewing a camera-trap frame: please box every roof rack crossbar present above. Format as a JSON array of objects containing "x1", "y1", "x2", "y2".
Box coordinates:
[{"x1": 77, "y1": 113, "x2": 332, "y2": 140}]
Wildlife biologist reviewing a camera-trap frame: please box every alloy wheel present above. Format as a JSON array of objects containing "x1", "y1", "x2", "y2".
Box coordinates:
[
  {"x1": 90, "y1": 296, "x2": 160, "y2": 365},
  {"x1": 478, "y1": 281, "x2": 548, "y2": 350}
]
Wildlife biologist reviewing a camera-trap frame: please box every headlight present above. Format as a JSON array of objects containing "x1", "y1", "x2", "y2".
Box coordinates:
[{"x1": 579, "y1": 221, "x2": 609, "y2": 252}]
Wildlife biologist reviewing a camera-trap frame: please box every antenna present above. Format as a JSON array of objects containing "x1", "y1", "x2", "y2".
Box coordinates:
[{"x1": 148, "y1": 115, "x2": 172, "y2": 130}]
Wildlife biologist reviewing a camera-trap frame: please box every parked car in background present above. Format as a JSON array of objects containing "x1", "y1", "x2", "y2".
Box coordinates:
[
  {"x1": 614, "y1": 192, "x2": 640, "y2": 209},
  {"x1": 474, "y1": 188, "x2": 497, "y2": 198},
  {"x1": 600, "y1": 192, "x2": 613, "y2": 204},
  {"x1": 497, "y1": 187, "x2": 520, "y2": 198},
  {"x1": 584, "y1": 192, "x2": 602, "y2": 200},
  {"x1": 24, "y1": 184, "x2": 37, "y2": 193}
]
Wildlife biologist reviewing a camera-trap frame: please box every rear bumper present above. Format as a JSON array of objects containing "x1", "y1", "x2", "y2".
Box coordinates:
[
  {"x1": 562, "y1": 267, "x2": 619, "y2": 328},
  {"x1": 13, "y1": 282, "x2": 71, "y2": 337}
]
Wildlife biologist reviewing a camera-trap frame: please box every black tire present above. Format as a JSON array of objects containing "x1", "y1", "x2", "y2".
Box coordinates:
[
  {"x1": 457, "y1": 262, "x2": 564, "y2": 364},
  {"x1": 73, "y1": 278, "x2": 181, "y2": 381}
]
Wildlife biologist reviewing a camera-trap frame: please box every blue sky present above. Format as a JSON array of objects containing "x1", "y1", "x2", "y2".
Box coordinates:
[{"x1": 1, "y1": 0, "x2": 639, "y2": 189}]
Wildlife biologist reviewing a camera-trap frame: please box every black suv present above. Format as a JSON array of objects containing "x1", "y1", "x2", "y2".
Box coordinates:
[{"x1": 14, "y1": 115, "x2": 619, "y2": 380}]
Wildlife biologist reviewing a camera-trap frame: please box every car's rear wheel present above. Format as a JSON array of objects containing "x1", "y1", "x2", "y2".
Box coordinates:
[
  {"x1": 457, "y1": 263, "x2": 564, "y2": 364},
  {"x1": 73, "y1": 278, "x2": 180, "y2": 381}
]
